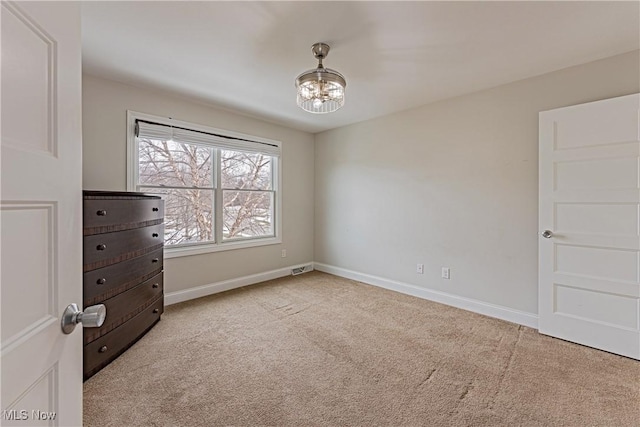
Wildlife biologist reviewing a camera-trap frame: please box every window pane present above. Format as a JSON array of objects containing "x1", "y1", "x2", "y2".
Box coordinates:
[
  {"x1": 138, "y1": 138, "x2": 214, "y2": 188},
  {"x1": 223, "y1": 190, "x2": 273, "y2": 240},
  {"x1": 139, "y1": 187, "x2": 214, "y2": 246},
  {"x1": 221, "y1": 150, "x2": 272, "y2": 190}
]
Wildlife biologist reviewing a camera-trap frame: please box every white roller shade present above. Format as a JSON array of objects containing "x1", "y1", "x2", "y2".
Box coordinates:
[{"x1": 136, "y1": 120, "x2": 281, "y2": 156}]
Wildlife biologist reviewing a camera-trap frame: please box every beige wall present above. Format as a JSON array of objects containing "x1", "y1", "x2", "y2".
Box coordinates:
[
  {"x1": 82, "y1": 75, "x2": 315, "y2": 294},
  {"x1": 314, "y1": 50, "x2": 640, "y2": 314}
]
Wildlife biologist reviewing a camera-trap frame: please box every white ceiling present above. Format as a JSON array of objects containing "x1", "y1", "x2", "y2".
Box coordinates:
[{"x1": 81, "y1": 1, "x2": 639, "y2": 134}]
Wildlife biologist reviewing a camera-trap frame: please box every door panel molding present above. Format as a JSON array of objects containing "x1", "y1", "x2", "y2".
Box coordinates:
[{"x1": 1, "y1": 0, "x2": 57, "y2": 155}]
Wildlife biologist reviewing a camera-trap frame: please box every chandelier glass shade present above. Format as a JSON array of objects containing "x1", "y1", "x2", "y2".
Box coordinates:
[{"x1": 295, "y1": 43, "x2": 346, "y2": 114}]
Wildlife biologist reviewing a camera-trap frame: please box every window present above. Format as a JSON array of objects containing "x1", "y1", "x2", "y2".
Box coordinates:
[{"x1": 127, "y1": 111, "x2": 281, "y2": 257}]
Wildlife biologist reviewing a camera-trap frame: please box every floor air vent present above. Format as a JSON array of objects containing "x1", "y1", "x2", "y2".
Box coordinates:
[{"x1": 291, "y1": 265, "x2": 311, "y2": 276}]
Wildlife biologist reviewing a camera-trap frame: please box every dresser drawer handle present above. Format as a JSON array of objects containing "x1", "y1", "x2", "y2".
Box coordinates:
[
  {"x1": 152, "y1": 283, "x2": 159, "y2": 289},
  {"x1": 153, "y1": 308, "x2": 159, "y2": 314},
  {"x1": 152, "y1": 258, "x2": 159, "y2": 263},
  {"x1": 97, "y1": 278, "x2": 107, "y2": 285},
  {"x1": 152, "y1": 233, "x2": 159, "y2": 238},
  {"x1": 96, "y1": 210, "x2": 107, "y2": 216},
  {"x1": 96, "y1": 244, "x2": 107, "y2": 251},
  {"x1": 152, "y1": 207, "x2": 159, "y2": 212},
  {"x1": 99, "y1": 346, "x2": 108, "y2": 353}
]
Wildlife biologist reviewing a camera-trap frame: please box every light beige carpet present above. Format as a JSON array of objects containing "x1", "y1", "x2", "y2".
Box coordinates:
[{"x1": 84, "y1": 272, "x2": 640, "y2": 426}]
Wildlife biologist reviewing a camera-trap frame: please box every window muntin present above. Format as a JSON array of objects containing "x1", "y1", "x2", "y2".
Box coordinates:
[{"x1": 129, "y1": 113, "x2": 280, "y2": 254}]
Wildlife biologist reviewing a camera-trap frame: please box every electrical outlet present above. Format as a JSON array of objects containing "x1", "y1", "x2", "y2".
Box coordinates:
[
  {"x1": 416, "y1": 263, "x2": 424, "y2": 274},
  {"x1": 281, "y1": 249, "x2": 287, "y2": 258},
  {"x1": 442, "y1": 267, "x2": 450, "y2": 279}
]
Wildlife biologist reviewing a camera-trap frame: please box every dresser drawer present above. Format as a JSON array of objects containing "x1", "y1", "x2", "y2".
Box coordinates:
[
  {"x1": 84, "y1": 248, "x2": 163, "y2": 305},
  {"x1": 84, "y1": 272, "x2": 163, "y2": 345},
  {"x1": 84, "y1": 198, "x2": 163, "y2": 232},
  {"x1": 84, "y1": 296, "x2": 163, "y2": 380},
  {"x1": 83, "y1": 223, "x2": 164, "y2": 271}
]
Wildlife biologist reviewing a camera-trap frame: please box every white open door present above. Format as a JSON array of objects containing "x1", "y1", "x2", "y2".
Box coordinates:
[
  {"x1": 539, "y1": 93, "x2": 640, "y2": 360},
  {"x1": 1, "y1": 1, "x2": 83, "y2": 425}
]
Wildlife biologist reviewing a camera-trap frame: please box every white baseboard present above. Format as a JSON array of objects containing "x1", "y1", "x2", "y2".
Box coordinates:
[
  {"x1": 164, "y1": 262, "x2": 314, "y2": 305},
  {"x1": 313, "y1": 262, "x2": 538, "y2": 329},
  {"x1": 164, "y1": 261, "x2": 538, "y2": 329}
]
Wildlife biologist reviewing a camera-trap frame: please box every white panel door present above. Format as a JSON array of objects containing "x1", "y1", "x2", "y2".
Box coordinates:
[
  {"x1": 539, "y1": 93, "x2": 640, "y2": 360},
  {"x1": 1, "y1": 1, "x2": 83, "y2": 425}
]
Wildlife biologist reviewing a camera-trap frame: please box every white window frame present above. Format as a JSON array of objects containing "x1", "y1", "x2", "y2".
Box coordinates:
[{"x1": 126, "y1": 110, "x2": 282, "y2": 259}]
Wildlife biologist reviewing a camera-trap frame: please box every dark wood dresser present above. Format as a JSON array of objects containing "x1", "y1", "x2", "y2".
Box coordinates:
[{"x1": 83, "y1": 191, "x2": 165, "y2": 380}]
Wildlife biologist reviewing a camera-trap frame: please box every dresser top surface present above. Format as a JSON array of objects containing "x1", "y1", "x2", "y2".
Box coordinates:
[{"x1": 83, "y1": 190, "x2": 161, "y2": 200}]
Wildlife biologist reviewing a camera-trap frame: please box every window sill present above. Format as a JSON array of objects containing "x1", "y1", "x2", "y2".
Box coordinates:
[{"x1": 164, "y1": 236, "x2": 282, "y2": 259}]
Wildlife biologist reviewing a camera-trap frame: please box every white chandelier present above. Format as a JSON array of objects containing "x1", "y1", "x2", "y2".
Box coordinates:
[{"x1": 295, "y1": 43, "x2": 346, "y2": 114}]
